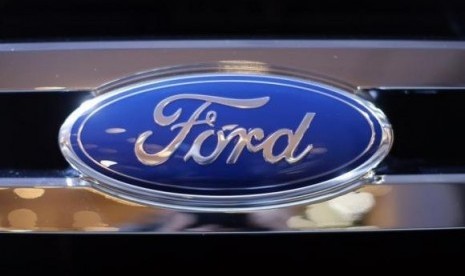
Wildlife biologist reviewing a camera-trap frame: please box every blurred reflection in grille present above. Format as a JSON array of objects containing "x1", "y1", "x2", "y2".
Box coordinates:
[
  {"x1": 0, "y1": 188, "x2": 164, "y2": 231},
  {"x1": 0, "y1": 183, "x2": 463, "y2": 231},
  {"x1": 13, "y1": 188, "x2": 45, "y2": 199},
  {"x1": 286, "y1": 190, "x2": 382, "y2": 230},
  {"x1": 8, "y1": 209, "x2": 38, "y2": 230}
]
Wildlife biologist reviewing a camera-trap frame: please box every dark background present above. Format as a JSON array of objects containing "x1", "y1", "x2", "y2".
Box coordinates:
[
  {"x1": 0, "y1": 0, "x2": 465, "y2": 41},
  {"x1": 1, "y1": 230, "x2": 464, "y2": 273},
  {"x1": 1, "y1": 0, "x2": 464, "y2": 272}
]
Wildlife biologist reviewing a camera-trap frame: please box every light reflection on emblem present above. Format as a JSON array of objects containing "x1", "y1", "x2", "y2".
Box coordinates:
[
  {"x1": 59, "y1": 66, "x2": 393, "y2": 212},
  {"x1": 134, "y1": 94, "x2": 315, "y2": 166}
]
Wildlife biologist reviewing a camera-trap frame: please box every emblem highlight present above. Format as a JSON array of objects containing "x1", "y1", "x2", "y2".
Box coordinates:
[
  {"x1": 59, "y1": 70, "x2": 392, "y2": 211},
  {"x1": 134, "y1": 94, "x2": 315, "y2": 165}
]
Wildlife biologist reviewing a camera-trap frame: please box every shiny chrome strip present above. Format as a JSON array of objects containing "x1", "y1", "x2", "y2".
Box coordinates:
[
  {"x1": 382, "y1": 174, "x2": 465, "y2": 184},
  {"x1": 0, "y1": 174, "x2": 464, "y2": 188},
  {"x1": 2, "y1": 40, "x2": 465, "y2": 51},
  {"x1": 0, "y1": 175, "x2": 462, "y2": 231},
  {"x1": 359, "y1": 86, "x2": 465, "y2": 90},
  {"x1": 0, "y1": 177, "x2": 86, "y2": 188},
  {"x1": 2, "y1": 40, "x2": 465, "y2": 92}
]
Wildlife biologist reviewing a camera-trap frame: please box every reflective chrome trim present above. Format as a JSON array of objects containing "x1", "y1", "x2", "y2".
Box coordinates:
[
  {"x1": 363, "y1": 86, "x2": 465, "y2": 90},
  {"x1": 381, "y1": 174, "x2": 465, "y2": 184},
  {"x1": 0, "y1": 180, "x2": 463, "y2": 231},
  {"x1": 2, "y1": 40, "x2": 465, "y2": 51},
  {"x1": 0, "y1": 177, "x2": 86, "y2": 188},
  {"x1": 1, "y1": 174, "x2": 464, "y2": 189},
  {"x1": 1, "y1": 40, "x2": 465, "y2": 92}
]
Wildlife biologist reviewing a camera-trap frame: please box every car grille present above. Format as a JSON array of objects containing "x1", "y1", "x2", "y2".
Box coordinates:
[{"x1": 0, "y1": 41, "x2": 464, "y2": 231}]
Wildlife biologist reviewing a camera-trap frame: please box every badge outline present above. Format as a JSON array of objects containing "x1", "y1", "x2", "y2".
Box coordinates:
[{"x1": 59, "y1": 63, "x2": 393, "y2": 212}]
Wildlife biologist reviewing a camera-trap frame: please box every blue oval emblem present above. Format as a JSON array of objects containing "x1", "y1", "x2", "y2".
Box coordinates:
[{"x1": 60, "y1": 72, "x2": 392, "y2": 211}]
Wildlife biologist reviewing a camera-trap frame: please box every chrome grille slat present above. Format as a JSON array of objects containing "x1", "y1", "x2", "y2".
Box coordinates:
[{"x1": 1, "y1": 41, "x2": 465, "y2": 92}]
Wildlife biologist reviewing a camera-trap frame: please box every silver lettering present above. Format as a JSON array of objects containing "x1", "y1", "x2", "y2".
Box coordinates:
[{"x1": 134, "y1": 94, "x2": 314, "y2": 166}]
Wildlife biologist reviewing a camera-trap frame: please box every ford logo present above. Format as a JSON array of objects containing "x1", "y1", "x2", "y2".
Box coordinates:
[{"x1": 60, "y1": 69, "x2": 392, "y2": 211}]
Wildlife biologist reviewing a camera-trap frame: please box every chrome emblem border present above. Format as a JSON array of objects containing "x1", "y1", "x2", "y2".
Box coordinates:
[{"x1": 59, "y1": 62, "x2": 393, "y2": 212}]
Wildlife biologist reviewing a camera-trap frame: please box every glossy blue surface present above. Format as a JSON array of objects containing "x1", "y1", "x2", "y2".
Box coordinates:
[{"x1": 68, "y1": 74, "x2": 383, "y2": 196}]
